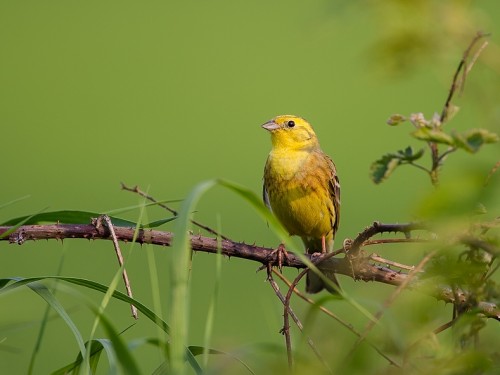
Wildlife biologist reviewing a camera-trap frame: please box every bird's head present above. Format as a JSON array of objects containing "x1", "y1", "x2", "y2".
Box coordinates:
[{"x1": 262, "y1": 115, "x2": 319, "y2": 151}]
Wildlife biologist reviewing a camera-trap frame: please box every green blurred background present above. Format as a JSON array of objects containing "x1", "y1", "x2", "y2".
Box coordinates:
[{"x1": 1, "y1": 1, "x2": 499, "y2": 374}]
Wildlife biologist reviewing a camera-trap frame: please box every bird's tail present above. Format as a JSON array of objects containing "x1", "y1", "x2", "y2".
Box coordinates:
[
  {"x1": 306, "y1": 268, "x2": 341, "y2": 294},
  {"x1": 303, "y1": 235, "x2": 341, "y2": 294}
]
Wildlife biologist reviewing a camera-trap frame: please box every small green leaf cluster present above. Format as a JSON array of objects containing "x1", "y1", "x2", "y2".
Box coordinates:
[
  {"x1": 412, "y1": 126, "x2": 499, "y2": 154},
  {"x1": 370, "y1": 110, "x2": 499, "y2": 185},
  {"x1": 370, "y1": 146, "x2": 424, "y2": 184}
]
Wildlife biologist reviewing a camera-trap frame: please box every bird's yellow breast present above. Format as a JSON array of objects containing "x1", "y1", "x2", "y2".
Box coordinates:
[
  {"x1": 264, "y1": 149, "x2": 334, "y2": 240},
  {"x1": 266, "y1": 148, "x2": 308, "y2": 180}
]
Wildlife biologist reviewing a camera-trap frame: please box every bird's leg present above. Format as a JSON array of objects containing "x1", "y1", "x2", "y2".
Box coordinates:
[
  {"x1": 321, "y1": 235, "x2": 327, "y2": 253},
  {"x1": 268, "y1": 243, "x2": 289, "y2": 272}
]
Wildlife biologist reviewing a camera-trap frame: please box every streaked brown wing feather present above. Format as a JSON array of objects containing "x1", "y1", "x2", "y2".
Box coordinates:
[
  {"x1": 325, "y1": 154, "x2": 341, "y2": 235},
  {"x1": 262, "y1": 157, "x2": 272, "y2": 211}
]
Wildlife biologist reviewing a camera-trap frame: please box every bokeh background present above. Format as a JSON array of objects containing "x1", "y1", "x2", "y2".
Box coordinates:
[{"x1": 1, "y1": 1, "x2": 499, "y2": 374}]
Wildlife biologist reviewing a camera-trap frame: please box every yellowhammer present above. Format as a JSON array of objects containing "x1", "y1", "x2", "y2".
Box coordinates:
[{"x1": 262, "y1": 115, "x2": 341, "y2": 293}]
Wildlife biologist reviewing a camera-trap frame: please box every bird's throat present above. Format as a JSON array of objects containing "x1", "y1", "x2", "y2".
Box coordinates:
[{"x1": 268, "y1": 149, "x2": 310, "y2": 181}]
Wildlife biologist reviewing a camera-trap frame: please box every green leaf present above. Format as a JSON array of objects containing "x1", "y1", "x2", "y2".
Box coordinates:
[
  {"x1": 17, "y1": 280, "x2": 87, "y2": 361},
  {"x1": 168, "y1": 180, "x2": 218, "y2": 375},
  {"x1": 411, "y1": 127, "x2": 455, "y2": 145},
  {"x1": 143, "y1": 216, "x2": 177, "y2": 228},
  {"x1": 370, "y1": 147, "x2": 424, "y2": 184},
  {"x1": 202, "y1": 217, "x2": 223, "y2": 369},
  {"x1": 129, "y1": 339, "x2": 256, "y2": 375},
  {"x1": 397, "y1": 146, "x2": 425, "y2": 162},
  {"x1": 53, "y1": 339, "x2": 113, "y2": 375},
  {"x1": 28, "y1": 251, "x2": 66, "y2": 375},
  {"x1": 188, "y1": 346, "x2": 255, "y2": 374},
  {"x1": 452, "y1": 129, "x2": 499, "y2": 153},
  {"x1": 0, "y1": 277, "x2": 202, "y2": 374},
  {"x1": 370, "y1": 154, "x2": 401, "y2": 184},
  {"x1": 386, "y1": 114, "x2": 406, "y2": 126},
  {"x1": 3, "y1": 278, "x2": 140, "y2": 374},
  {"x1": 0, "y1": 208, "x2": 48, "y2": 239},
  {"x1": 1, "y1": 210, "x2": 177, "y2": 229},
  {"x1": 0, "y1": 276, "x2": 171, "y2": 331},
  {"x1": 1, "y1": 210, "x2": 137, "y2": 227},
  {"x1": 87, "y1": 308, "x2": 140, "y2": 375}
]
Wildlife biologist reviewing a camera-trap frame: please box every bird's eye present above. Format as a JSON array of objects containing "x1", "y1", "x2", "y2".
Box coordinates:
[{"x1": 287, "y1": 120, "x2": 295, "y2": 128}]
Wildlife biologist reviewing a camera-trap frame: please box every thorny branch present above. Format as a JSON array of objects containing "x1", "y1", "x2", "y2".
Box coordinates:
[
  {"x1": 347, "y1": 221, "x2": 428, "y2": 257},
  {"x1": 1, "y1": 221, "x2": 498, "y2": 321}
]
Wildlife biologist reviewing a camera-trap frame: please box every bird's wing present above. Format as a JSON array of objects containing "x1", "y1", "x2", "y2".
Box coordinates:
[
  {"x1": 262, "y1": 159, "x2": 272, "y2": 212},
  {"x1": 263, "y1": 183, "x2": 272, "y2": 211},
  {"x1": 326, "y1": 155, "x2": 341, "y2": 234}
]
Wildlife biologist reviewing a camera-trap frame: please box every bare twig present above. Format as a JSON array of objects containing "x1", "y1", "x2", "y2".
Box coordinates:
[
  {"x1": 273, "y1": 270, "x2": 345, "y2": 325},
  {"x1": 266, "y1": 268, "x2": 331, "y2": 373},
  {"x1": 282, "y1": 268, "x2": 308, "y2": 370},
  {"x1": 273, "y1": 270, "x2": 400, "y2": 367},
  {"x1": 363, "y1": 238, "x2": 429, "y2": 247},
  {"x1": 406, "y1": 161, "x2": 432, "y2": 174},
  {"x1": 369, "y1": 254, "x2": 416, "y2": 271},
  {"x1": 434, "y1": 320, "x2": 455, "y2": 334},
  {"x1": 94, "y1": 215, "x2": 138, "y2": 319},
  {"x1": 266, "y1": 268, "x2": 293, "y2": 370},
  {"x1": 440, "y1": 32, "x2": 489, "y2": 123},
  {"x1": 437, "y1": 147, "x2": 457, "y2": 164},
  {"x1": 277, "y1": 254, "x2": 343, "y2": 373},
  {"x1": 121, "y1": 183, "x2": 230, "y2": 240}
]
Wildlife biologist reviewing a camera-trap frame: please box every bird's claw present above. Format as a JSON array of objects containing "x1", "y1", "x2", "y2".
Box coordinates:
[
  {"x1": 258, "y1": 243, "x2": 290, "y2": 274},
  {"x1": 269, "y1": 243, "x2": 289, "y2": 272}
]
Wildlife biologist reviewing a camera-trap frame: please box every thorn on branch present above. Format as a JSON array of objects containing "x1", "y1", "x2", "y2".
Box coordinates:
[
  {"x1": 349, "y1": 221, "x2": 429, "y2": 257},
  {"x1": 1, "y1": 222, "x2": 499, "y2": 321}
]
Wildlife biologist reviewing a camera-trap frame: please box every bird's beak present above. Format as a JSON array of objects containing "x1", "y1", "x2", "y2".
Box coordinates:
[{"x1": 262, "y1": 120, "x2": 280, "y2": 131}]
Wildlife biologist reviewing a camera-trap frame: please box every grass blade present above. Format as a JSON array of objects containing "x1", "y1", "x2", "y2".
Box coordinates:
[
  {"x1": 19, "y1": 280, "x2": 87, "y2": 359},
  {"x1": 52, "y1": 339, "x2": 111, "y2": 375},
  {"x1": 28, "y1": 248, "x2": 67, "y2": 375},
  {"x1": 202, "y1": 216, "x2": 222, "y2": 369},
  {"x1": 168, "y1": 180, "x2": 217, "y2": 375},
  {"x1": 0, "y1": 277, "x2": 202, "y2": 373},
  {"x1": 0, "y1": 195, "x2": 31, "y2": 210},
  {"x1": 0, "y1": 207, "x2": 48, "y2": 239}
]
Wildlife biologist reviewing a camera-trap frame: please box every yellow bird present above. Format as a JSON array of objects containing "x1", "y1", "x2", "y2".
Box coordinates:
[{"x1": 262, "y1": 115, "x2": 341, "y2": 293}]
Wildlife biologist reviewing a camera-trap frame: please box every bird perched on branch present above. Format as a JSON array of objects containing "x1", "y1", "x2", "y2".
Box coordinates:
[{"x1": 262, "y1": 115, "x2": 341, "y2": 293}]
